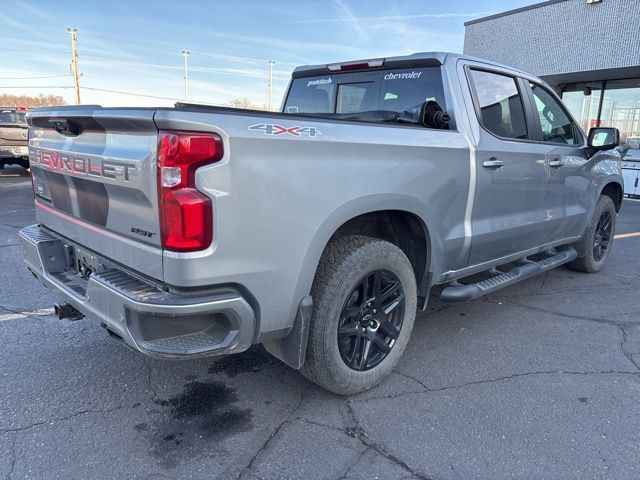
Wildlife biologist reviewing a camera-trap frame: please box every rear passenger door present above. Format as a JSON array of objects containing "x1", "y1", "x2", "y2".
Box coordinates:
[
  {"x1": 466, "y1": 68, "x2": 549, "y2": 266},
  {"x1": 524, "y1": 81, "x2": 590, "y2": 241}
]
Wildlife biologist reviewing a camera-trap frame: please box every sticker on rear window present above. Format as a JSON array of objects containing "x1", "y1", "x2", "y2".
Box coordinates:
[{"x1": 307, "y1": 77, "x2": 333, "y2": 87}]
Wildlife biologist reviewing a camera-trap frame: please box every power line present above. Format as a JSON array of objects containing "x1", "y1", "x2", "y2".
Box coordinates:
[
  {"x1": 0, "y1": 47, "x2": 68, "y2": 54},
  {"x1": 0, "y1": 84, "x2": 224, "y2": 105},
  {"x1": 82, "y1": 86, "x2": 223, "y2": 105},
  {"x1": 5, "y1": 85, "x2": 221, "y2": 105},
  {"x1": 0, "y1": 74, "x2": 72, "y2": 80},
  {"x1": 0, "y1": 85, "x2": 72, "y2": 89},
  {"x1": 84, "y1": 86, "x2": 183, "y2": 101}
]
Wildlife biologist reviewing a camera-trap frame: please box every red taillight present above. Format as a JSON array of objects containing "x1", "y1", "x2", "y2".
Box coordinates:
[{"x1": 157, "y1": 130, "x2": 223, "y2": 252}]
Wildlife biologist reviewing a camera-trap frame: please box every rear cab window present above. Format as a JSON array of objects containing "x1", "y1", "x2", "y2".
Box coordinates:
[
  {"x1": 283, "y1": 67, "x2": 446, "y2": 117},
  {"x1": 0, "y1": 109, "x2": 27, "y2": 125}
]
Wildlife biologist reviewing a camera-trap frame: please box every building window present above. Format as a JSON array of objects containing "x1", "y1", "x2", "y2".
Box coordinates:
[
  {"x1": 563, "y1": 78, "x2": 640, "y2": 157},
  {"x1": 561, "y1": 82, "x2": 603, "y2": 133},
  {"x1": 599, "y1": 79, "x2": 640, "y2": 145}
]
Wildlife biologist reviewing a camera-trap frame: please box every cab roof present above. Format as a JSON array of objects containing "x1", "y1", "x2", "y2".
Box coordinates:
[{"x1": 292, "y1": 51, "x2": 533, "y2": 80}]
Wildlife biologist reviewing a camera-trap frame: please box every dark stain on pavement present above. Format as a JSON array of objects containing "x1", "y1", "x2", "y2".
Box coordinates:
[
  {"x1": 149, "y1": 381, "x2": 253, "y2": 468},
  {"x1": 134, "y1": 422, "x2": 149, "y2": 432},
  {"x1": 207, "y1": 345, "x2": 277, "y2": 378}
]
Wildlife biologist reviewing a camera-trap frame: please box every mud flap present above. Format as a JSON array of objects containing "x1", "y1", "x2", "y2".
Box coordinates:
[{"x1": 263, "y1": 295, "x2": 313, "y2": 369}]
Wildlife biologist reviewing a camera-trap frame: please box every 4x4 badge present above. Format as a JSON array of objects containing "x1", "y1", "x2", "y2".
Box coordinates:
[{"x1": 248, "y1": 123, "x2": 321, "y2": 137}]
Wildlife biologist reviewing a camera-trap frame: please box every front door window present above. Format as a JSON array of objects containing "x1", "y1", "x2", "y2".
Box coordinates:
[{"x1": 530, "y1": 83, "x2": 579, "y2": 145}]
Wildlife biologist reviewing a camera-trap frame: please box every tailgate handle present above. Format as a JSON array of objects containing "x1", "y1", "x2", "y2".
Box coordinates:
[{"x1": 48, "y1": 118, "x2": 81, "y2": 137}]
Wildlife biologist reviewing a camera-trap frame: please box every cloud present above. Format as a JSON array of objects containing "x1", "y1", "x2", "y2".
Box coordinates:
[
  {"x1": 331, "y1": 0, "x2": 365, "y2": 39},
  {"x1": 289, "y1": 11, "x2": 493, "y2": 24}
]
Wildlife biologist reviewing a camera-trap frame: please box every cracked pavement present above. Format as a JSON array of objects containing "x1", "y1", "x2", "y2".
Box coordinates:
[{"x1": 1, "y1": 165, "x2": 639, "y2": 479}]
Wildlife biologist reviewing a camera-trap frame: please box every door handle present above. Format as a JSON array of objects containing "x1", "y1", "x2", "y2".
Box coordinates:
[
  {"x1": 483, "y1": 158, "x2": 504, "y2": 168},
  {"x1": 549, "y1": 158, "x2": 564, "y2": 168}
]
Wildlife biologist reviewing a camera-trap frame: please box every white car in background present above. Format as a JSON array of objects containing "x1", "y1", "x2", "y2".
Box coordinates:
[{"x1": 624, "y1": 137, "x2": 640, "y2": 161}]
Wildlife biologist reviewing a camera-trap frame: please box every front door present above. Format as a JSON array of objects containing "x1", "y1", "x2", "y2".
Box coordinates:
[
  {"x1": 466, "y1": 68, "x2": 548, "y2": 266},
  {"x1": 526, "y1": 82, "x2": 590, "y2": 241}
]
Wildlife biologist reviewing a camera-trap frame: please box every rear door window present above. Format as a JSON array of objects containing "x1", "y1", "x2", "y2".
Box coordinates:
[
  {"x1": 284, "y1": 67, "x2": 446, "y2": 115},
  {"x1": 468, "y1": 69, "x2": 528, "y2": 140}
]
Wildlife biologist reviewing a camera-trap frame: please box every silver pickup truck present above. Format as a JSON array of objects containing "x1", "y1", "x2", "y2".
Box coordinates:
[
  {"x1": 0, "y1": 107, "x2": 29, "y2": 169},
  {"x1": 20, "y1": 52, "x2": 623, "y2": 394}
]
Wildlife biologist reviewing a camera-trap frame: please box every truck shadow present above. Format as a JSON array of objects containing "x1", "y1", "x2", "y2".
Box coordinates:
[{"x1": 0, "y1": 165, "x2": 30, "y2": 178}]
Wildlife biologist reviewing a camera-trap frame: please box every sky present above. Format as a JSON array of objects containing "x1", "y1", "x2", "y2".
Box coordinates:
[{"x1": 0, "y1": 0, "x2": 535, "y2": 108}]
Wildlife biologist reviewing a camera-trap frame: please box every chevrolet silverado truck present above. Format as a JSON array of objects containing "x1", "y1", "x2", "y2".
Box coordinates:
[
  {"x1": 20, "y1": 52, "x2": 623, "y2": 394},
  {"x1": 0, "y1": 107, "x2": 29, "y2": 169}
]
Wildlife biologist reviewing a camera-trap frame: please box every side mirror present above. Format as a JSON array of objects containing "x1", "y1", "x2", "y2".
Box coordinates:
[{"x1": 587, "y1": 127, "x2": 620, "y2": 151}]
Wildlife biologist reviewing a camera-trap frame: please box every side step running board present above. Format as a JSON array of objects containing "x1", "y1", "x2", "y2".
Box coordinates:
[{"x1": 440, "y1": 248, "x2": 577, "y2": 303}]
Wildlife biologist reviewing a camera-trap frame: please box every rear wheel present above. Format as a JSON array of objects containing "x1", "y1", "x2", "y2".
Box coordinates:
[
  {"x1": 568, "y1": 195, "x2": 616, "y2": 273},
  {"x1": 301, "y1": 235, "x2": 417, "y2": 395}
]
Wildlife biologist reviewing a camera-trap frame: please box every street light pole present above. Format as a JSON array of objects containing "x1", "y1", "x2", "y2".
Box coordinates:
[
  {"x1": 66, "y1": 27, "x2": 81, "y2": 105},
  {"x1": 268, "y1": 60, "x2": 276, "y2": 111},
  {"x1": 182, "y1": 50, "x2": 190, "y2": 102}
]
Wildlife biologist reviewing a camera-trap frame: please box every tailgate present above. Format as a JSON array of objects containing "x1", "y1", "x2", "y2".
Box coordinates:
[
  {"x1": 0, "y1": 108, "x2": 28, "y2": 145},
  {"x1": 27, "y1": 107, "x2": 163, "y2": 280},
  {"x1": 0, "y1": 124, "x2": 28, "y2": 146}
]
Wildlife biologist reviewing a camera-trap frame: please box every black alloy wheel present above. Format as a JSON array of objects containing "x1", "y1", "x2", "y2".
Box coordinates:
[
  {"x1": 593, "y1": 210, "x2": 613, "y2": 262},
  {"x1": 337, "y1": 269, "x2": 405, "y2": 371}
]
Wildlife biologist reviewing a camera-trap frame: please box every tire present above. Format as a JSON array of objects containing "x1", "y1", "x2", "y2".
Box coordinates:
[
  {"x1": 568, "y1": 195, "x2": 616, "y2": 273},
  {"x1": 301, "y1": 235, "x2": 417, "y2": 395}
]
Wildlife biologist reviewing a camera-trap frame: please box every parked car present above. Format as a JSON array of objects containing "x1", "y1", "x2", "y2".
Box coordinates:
[
  {"x1": 624, "y1": 136, "x2": 640, "y2": 161},
  {"x1": 621, "y1": 136, "x2": 640, "y2": 196},
  {"x1": 20, "y1": 52, "x2": 623, "y2": 394},
  {"x1": 0, "y1": 107, "x2": 29, "y2": 169}
]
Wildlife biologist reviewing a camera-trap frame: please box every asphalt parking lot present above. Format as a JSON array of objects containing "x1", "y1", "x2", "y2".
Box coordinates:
[{"x1": 1, "y1": 164, "x2": 639, "y2": 480}]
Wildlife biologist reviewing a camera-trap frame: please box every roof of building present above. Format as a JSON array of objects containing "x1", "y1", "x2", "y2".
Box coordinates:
[{"x1": 464, "y1": 0, "x2": 571, "y2": 26}]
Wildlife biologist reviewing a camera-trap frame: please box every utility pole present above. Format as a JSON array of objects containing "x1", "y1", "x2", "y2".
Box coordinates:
[
  {"x1": 268, "y1": 60, "x2": 276, "y2": 111},
  {"x1": 182, "y1": 50, "x2": 190, "y2": 102},
  {"x1": 66, "y1": 27, "x2": 81, "y2": 104}
]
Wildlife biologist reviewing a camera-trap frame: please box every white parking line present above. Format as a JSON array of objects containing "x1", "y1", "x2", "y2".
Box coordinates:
[
  {"x1": 0, "y1": 308, "x2": 54, "y2": 322},
  {"x1": 615, "y1": 231, "x2": 640, "y2": 240}
]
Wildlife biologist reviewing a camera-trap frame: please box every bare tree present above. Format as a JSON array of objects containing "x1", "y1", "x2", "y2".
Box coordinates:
[
  {"x1": 0, "y1": 93, "x2": 66, "y2": 108},
  {"x1": 227, "y1": 97, "x2": 265, "y2": 110}
]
